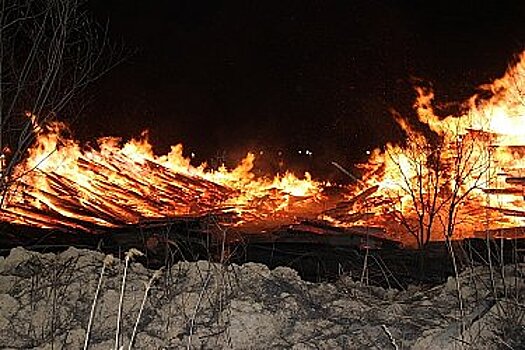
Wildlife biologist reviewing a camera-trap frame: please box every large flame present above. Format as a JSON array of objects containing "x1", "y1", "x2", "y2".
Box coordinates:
[
  {"x1": 1, "y1": 123, "x2": 325, "y2": 232},
  {"x1": 3, "y1": 52, "x2": 525, "y2": 244},
  {"x1": 325, "y1": 51, "x2": 525, "y2": 244}
]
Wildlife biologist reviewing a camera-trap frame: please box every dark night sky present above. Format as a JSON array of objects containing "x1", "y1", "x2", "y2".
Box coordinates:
[{"x1": 84, "y1": 0, "x2": 525, "y2": 180}]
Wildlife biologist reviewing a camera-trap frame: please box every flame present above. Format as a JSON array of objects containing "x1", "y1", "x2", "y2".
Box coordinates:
[
  {"x1": 4, "y1": 52, "x2": 525, "y2": 244},
  {"x1": 1, "y1": 123, "x2": 325, "y2": 232},
  {"x1": 325, "y1": 51, "x2": 525, "y2": 244}
]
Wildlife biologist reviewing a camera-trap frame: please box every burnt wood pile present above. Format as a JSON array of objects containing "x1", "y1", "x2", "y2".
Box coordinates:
[
  {"x1": 1, "y1": 217, "x2": 524, "y2": 287},
  {"x1": 1, "y1": 155, "x2": 238, "y2": 232}
]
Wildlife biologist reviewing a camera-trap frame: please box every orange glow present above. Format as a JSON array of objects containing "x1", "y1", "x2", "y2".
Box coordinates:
[
  {"x1": 4, "y1": 52, "x2": 525, "y2": 244},
  {"x1": 1, "y1": 123, "x2": 325, "y2": 232},
  {"x1": 324, "y1": 51, "x2": 525, "y2": 244}
]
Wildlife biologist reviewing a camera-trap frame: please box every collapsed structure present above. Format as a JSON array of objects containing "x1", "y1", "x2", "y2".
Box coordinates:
[{"x1": 3, "y1": 52, "x2": 525, "y2": 245}]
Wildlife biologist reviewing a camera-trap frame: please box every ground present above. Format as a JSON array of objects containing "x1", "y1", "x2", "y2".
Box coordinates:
[{"x1": 0, "y1": 247, "x2": 523, "y2": 349}]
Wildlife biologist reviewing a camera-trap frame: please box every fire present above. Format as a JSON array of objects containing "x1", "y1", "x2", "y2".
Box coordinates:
[
  {"x1": 325, "y1": 51, "x2": 525, "y2": 245},
  {"x1": 1, "y1": 124, "x2": 325, "y2": 232},
  {"x1": 4, "y1": 51, "x2": 525, "y2": 244}
]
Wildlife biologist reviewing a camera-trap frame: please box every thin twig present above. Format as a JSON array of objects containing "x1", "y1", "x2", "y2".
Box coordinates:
[{"x1": 187, "y1": 271, "x2": 212, "y2": 350}]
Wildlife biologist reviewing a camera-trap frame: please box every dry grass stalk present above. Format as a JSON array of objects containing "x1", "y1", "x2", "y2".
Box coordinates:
[
  {"x1": 187, "y1": 270, "x2": 213, "y2": 350},
  {"x1": 115, "y1": 248, "x2": 143, "y2": 350},
  {"x1": 128, "y1": 267, "x2": 164, "y2": 349},
  {"x1": 381, "y1": 324, "x2": 399, "y2": 350},
  {"x1": 84, "y1": 254, "x2": 114, "y2": 350}
]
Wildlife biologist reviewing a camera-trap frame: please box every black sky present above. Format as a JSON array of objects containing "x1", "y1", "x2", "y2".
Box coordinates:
[{"x1": 84, "y1": 0, "x2": 525, "y2": 179}]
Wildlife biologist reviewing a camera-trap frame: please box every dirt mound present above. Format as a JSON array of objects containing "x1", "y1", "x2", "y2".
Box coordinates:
[{"x1": 0, "y1": 247, "x2": 523, "y2": 349}]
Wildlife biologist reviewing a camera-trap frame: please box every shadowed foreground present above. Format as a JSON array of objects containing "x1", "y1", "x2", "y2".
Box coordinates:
[{"x1": 0, "y1": 247, "x2": 523, "y2": 349}]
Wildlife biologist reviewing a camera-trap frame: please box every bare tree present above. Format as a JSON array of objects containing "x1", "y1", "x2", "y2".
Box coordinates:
[
  {"x1": 384, "y1": 111, "x2": 492, "y2": 249},
  {"x1": 0, "y1": 0, "x2": 122, "y2": 201}
]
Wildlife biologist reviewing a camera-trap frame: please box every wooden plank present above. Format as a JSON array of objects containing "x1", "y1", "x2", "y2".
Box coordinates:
[
  {"x1": 486, "y1": 206, "x2": 525, "y2": 217},
  {"x1": 483, "y1": 188, "x2": 524, "y2": 195},
  {"x1": 506, "y1": 177, "x2": 525, "y2": 185}
]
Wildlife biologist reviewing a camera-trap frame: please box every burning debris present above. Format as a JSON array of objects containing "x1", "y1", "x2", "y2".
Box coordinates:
[
  {"x1": 0, "y1": 124, "x2": 327, "y2": 232},
  {"x1": 3, "y1": 52, "x2": 525, "y2": 245},
  {"x1": 324, "y1": 51, "x2": 525, "y2": 245}
]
